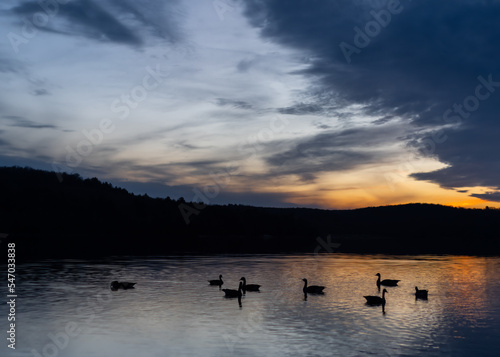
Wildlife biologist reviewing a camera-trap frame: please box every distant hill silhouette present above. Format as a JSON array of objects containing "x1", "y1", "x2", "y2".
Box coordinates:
[{"x1": 1, "y1": 166, "x2": 499, "y2": 259}]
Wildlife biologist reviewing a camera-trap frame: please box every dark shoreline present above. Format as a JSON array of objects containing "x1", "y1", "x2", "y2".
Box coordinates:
[
  {"x1": 2, "y1": 166, "x2": 499, "y2": 261},
  {"x1": 5, "y1": 232, "x2": 500, "y2": 262}
]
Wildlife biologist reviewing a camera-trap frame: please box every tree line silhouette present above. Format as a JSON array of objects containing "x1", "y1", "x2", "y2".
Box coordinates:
[{"x1": 1, "y1": 166, "x2": 499, "y2": 259}]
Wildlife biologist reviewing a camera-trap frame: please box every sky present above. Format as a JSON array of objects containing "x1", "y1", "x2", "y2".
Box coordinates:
[{"x1": 1, "y1": 0, "x2": 499, "y2": 209}]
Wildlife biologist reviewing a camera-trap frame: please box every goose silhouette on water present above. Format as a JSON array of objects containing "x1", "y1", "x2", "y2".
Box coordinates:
[
  {"x1": 240, "y1": 277, "x2": 260, "y2": 293},
  {"x1": 110, "y1": 281, "x2": 136, "y2": 291},
  {"x1": 302, "y1": 278, "x2": 325, "y2": 294},
  {"x1": 415, "y1": 286, "x2": 428, "y2": 299},
  {"x1": 375, "y1": 273, "x2": 400, "y2": 287},
  {"x1": 208, "y1": 275, "x2": 224, "y2": 287},
  {"x1": 222, "y1": 281, "x2": 243, "y2": 298},
  {"x1": 364, "y1": 288, "x2": 388, "y2": 306}
]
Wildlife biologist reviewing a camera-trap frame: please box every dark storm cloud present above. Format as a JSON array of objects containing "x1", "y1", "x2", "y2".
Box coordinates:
[
  {"x1": 410, "y1": 119, "x2": 500, "y2": 191},
  {"x1": 471, "y1": 192, "x2": 500, "y2": 203},
  {"x1": 241, "y1": 0, "x2": 500, "y2": 200},
  {"x1": 10, "y1": 0, "x2": 141, "y2": 45},
  {"x1": 9, "y1": 0, "x2": 183, "y2": 46}
]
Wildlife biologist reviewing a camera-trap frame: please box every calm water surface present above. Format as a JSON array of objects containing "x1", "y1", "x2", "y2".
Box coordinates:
[{"x1": 5, "y1": 254, "x2": 500, "y2": 356}]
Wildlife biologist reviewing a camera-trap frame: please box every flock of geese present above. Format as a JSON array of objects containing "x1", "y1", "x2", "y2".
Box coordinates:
[
  {"x1": 365, "y1": 273, "x2": 428, "y2": 311},
  {"x1": 206, "y1": 272, "x2": 429, "y2": 309},
  {"x1": 110, "y1": 273, "x2": 429, "y2": 310},
  {"x1": 208, "y1": 275, "x2": 260, "y2": 305}
]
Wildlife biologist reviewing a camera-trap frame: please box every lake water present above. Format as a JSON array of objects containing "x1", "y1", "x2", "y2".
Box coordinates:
[{"x1": 4, "y1": 254, "x2": 500, "y2": 357}]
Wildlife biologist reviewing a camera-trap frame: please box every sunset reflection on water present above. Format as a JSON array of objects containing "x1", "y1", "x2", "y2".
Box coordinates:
[{"x1": 9, "y1": 254, "x2": 500, "y2": 357}]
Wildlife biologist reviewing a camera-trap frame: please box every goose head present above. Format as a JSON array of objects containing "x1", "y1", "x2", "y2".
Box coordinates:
[{"x1": 375, "y1": 273, "x2": 381, "y2": 277}]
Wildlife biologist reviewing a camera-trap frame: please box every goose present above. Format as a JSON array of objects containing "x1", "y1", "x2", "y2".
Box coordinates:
[
  {"x1": 302, "y1": 278, "x2": 325, "y2": 294},
  {"x1": 208, "y1": 275, "x2": 224, "y2": 287},
  {"x1": 364, "y1": 288, "x2": 388, "y2": 306},
  {"x1": 415, "y1": 286, "x2": 428, "y2": 299},
  {"x1": 375, "y1": 273, "x2": 400, "y2": 287},
  {"x1": 240, "y1": 277, "x2": 260, "y2": 293},
  {"x1": 223, "y1": 281, "x2": 243, "y2": 298},
  {"x1": 110, "y1": 281, "x2": 136, "y2": 290}
]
